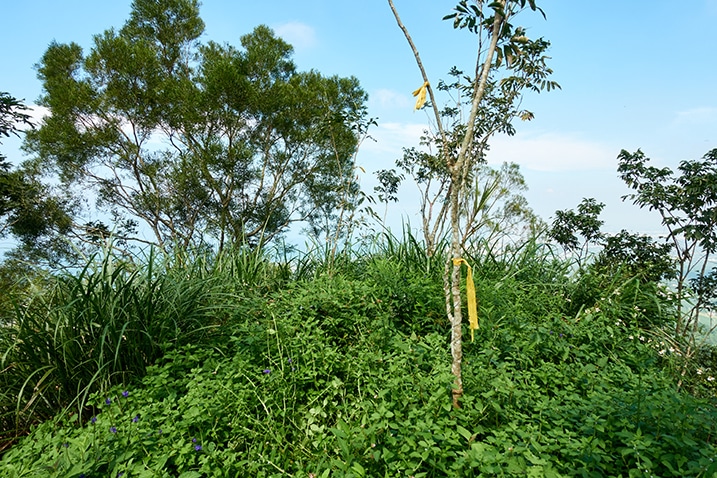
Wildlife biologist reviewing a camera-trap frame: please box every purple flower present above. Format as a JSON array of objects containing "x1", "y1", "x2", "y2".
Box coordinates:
[
  {"x1": 122, "y1": 390, "x2": 129, "y2": 398},
  {"x1": 263, "y1": 369, "x2": 271, "y2": 374},
  {"x1": 194, "y1": 444, "x2": 202, "y2": 451},
  {"x1": 91, "y1": 416, "x2": 97, "y2": 424},
  {"x1": 105, "y1": 398, "x2": 112, "y2": 405},
  {"x1": 287, "y1": 358, "x2": 292, "y2": 363},
  {"x1": 192, "y1": 437, "x2": 197, "y2": 443},
  {"x1": 110, "y1": 426, "x2": 117, "y2": 434},
  {"x1": 132, "y1": 415, "x2": 139, "y2": 423},
  {"x1": 62, "y1": 442, "x2": 69, "y2": 448}
]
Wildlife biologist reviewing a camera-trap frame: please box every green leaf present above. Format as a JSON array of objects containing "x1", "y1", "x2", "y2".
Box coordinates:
[
  {"x1": 351, "y1": 462, "x2": 366, "y2": 477},
  {"x1": 457, "y1": 425, "x2": 473, "y2": 441}
]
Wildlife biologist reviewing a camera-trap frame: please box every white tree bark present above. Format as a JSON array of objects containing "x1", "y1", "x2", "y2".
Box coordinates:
[{"x1": 388, "y1": 0, "x2": 506, "y2": 407}]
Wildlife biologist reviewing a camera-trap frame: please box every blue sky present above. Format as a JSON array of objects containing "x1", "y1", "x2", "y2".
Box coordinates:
[{"x1": 2, "y1": 0, "x2": 716, "y2": 241}]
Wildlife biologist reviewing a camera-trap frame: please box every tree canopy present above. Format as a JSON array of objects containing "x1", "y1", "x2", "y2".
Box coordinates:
[
  {"x1": 0, "y1": 93, "x2": 72, "y2": 263},
  {"x1": 25, "y1": 0, "x2": 369, "y2": 251}
]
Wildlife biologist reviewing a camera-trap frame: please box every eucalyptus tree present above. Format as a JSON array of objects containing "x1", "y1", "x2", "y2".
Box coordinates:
[
  {"x1": 25, "y1": 0, "x2": 368, "y2": 251},
  {"x1": 388, "y1": 0, "x2": 558, "y2": 406}
]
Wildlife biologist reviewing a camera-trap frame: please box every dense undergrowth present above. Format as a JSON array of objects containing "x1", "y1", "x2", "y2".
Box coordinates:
[{"x1": 1, "y1": 235, "x2": 717, "y2": 477}]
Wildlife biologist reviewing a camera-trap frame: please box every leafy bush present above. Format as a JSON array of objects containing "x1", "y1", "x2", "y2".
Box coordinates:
[{"x1": 364, "y1": 258, "x2": 447, "y2": 335}]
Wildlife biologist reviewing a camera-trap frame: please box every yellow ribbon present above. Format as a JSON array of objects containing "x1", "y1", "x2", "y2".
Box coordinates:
[
  {"x1": 452, "y1": 258, "x2": 479, "y2": 341},
  {"x1": 412, "y1": 81, "x2": 429, "y2": 110}
]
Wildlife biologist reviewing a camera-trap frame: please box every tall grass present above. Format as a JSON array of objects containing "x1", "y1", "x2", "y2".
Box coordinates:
[
  {"x1": 372, "y1": 227, "x2": 448, "y2": 276},
  {"x1": 0, "y1": 247, "x2": 235, "y2": 451},
  {"x1": 285, "y1": 235, "x2": 373, "y2": 281}
]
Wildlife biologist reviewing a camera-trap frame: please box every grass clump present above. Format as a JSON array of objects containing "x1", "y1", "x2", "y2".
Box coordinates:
[{"x1": 0, "y1": 246, "x2": 265, "y2": 452}]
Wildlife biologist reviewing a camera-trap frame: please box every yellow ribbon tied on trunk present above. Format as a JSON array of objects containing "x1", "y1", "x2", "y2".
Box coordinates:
[
  {"x1": 452, "y1": 258, "x2": 479, "y2": 342},
  {"x1": 412, "y1": 81, "x2": 429, "y2": 110}
]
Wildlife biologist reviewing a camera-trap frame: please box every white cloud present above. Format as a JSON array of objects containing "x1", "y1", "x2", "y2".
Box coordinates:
[
  {"x1": 25, "y1": 104, "x2": 51, "y2": 127},
  {"x1": 358, "y1": 124, "x2": 618, "y2": 173},
  {"x1": 369, "y1": 88, "x2": 412, "y2": 110},
  {"x1": 672, "y1": 106, "x2": 717, "y2": 125},
  {"x1": 357, "y1": 123, "x2": 426, "y2": 176},
  {"x1": 487, "y1": 132, "x2": 617, "y2": 172},
  {"x1": 360, "y1": 122, "x2": 426, "y2": 157},
  {"x1": 273, "y1": 22, "x2": 317, "y2": 51}
]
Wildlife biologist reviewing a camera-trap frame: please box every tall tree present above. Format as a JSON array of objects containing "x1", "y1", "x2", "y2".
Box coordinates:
[
  {"x1": 388, "y1": 0, "x2": 558, "y2": 406},
  {"x1": 0, "y1": 93, "x2": 72, "y2": 263},
  {"x1": 25, "y1": 0, "x2": 368, "y2": 251}
]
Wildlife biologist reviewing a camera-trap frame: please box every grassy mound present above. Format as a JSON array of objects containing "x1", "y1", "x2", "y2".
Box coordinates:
[{"x1": 2, "y1": 241, "x2": 717, "y2": 476}]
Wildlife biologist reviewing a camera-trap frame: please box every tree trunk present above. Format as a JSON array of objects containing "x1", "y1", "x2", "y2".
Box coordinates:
[
  {"x1": 446, "y1": 2, "x2": 505, "y2": 408},
  {"x1": 449, "y1": 169, "x2": 464, "y2": 407}
]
